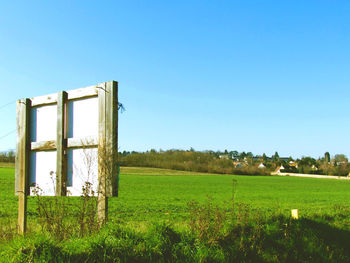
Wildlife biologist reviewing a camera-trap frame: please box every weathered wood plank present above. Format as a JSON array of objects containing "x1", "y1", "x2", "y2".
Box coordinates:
[
  {"x1": 16, "y1": 98, "x2": 31, "y2": 234},
  {"x1": 67, "y1": 85, "x2": 99, "y2": 100},
  {"x1": 97, "y1": 82, "x2": 108, "y2": 225},
  {"x1": 56, "y1": 91, "x2": 68, "y2": 196},
  {"x1": 105, "y1": 81, "x2": 118, "y2": 197},
  {"x1": 31, "y1": 140, "x2": 56, "y2": 151},
  {"x1": 31, "y1": 93, "x2": 57, "y2": 107},
  {"x1": 30, "y1": 137, "x2": 99, "y2": 151},
  {"x1": 67, "y1": 137, "x2": 98, "y2": 148},
  {"x1": 31, "y1": 84, "x2": 101, "y2": 107}
]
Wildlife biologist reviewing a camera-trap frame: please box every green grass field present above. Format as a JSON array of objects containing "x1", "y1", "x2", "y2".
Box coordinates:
[
  {"x1": 1, "y1": 166, "x2": 350, "y2": 227},
  {"x1": 1, "y1": 166, "x2": 350, "y2": 262}
]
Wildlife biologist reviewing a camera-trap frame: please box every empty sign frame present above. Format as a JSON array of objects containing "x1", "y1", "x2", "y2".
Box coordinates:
[{"x1": 16, "y1": 81, "x2": 118, "y2": 233}]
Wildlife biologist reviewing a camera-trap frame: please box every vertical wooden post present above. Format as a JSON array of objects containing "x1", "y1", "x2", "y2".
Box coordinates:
[
  {"x1": 56, "y1": 91, "x2": 68, "y2": 196},
  {"x1": 97, "y1": 82, "x2": 108, "y2": 225},
  {"x1": 97, "y1": 81, "x2": 118, "y2": 225},
  {"x1": 16, "y1": 98, "x2": 31, "y2": 234},
  {"x1": 105, "y1": 81, "x2": 118, "y2": 197}
]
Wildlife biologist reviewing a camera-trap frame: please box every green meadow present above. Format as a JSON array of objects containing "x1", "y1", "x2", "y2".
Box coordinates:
[
  {"x1": 2, "y1": 166, "x2": 350, "y2": 224},
  {"x1": 1, "y1": 166, "x2": 350, "y2": 262}
]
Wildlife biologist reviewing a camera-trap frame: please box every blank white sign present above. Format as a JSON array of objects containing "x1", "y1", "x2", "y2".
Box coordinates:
[
  {"x1": 30, "y1": 105, "x2": 57, "y2": 142},
  {"x1": 28, "y1": 96, "x2": 99, "y2": 196},
  {"x1": 67, "y1": 97, "x2": 98, "y2": 138},
  {"x1": 67, "y1": 148, "x2": 98, "y2": 196},
  {"x1": 29, "y1": 151, "x2": 57, "y2": 196}
]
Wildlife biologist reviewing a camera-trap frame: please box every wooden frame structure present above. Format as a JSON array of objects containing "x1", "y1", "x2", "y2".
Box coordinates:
[{"x1": 15, "y1": 81, "x2": 118, "y2": 234}]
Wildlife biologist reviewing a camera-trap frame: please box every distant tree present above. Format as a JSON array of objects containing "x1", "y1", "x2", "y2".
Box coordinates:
[
  {"x1": 231, "y1": 150, "x2": 239, "y2": 156},
  {"x1": 0, "y1": 150, "x2": 15, "y2": 162},
  {"x1": 299, "y1": 156, "x2": 316, "y2": 167},
  {"x1": 224, "y1": 149, "x2": 228, "y2": 154},
  {"x1": 324, "y1": 152, "x2": 330, "y2": 163},
  {"x1": 334, "y1": 154, "x2": 348, "y2": 164},
  {"x1": 262, "y1": 153, "x2": 267, "y2": 162},
  {"x1": 240, "y1": 152, "x2": 247, "y2": 159},
  {"x1": 272, "y1": 151, "x2": 279, "y2": 161},
  {"x1": 246, "y1": 152, "x2": 253, "y2": 158}
]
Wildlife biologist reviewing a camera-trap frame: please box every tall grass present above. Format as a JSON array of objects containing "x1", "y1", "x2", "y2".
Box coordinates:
[
  {"x1": 2, "y1": 165, "x2": 350, "y2": 262},
  {"x1": 2, "y1": 199, "x2": 350, "y2": 262}
]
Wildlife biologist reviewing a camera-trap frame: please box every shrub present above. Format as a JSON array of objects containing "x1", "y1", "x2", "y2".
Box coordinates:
[
  {"x1": 119, "y1": 150, "x2": 271, "y2": 176},
  {"x1": 32, "y1": 180, "x2": 99, "y2": 240}
]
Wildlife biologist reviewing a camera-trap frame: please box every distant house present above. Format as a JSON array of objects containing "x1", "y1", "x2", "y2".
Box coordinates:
[
  {"x1": 219, "y1": 154, "x2": 230, "y2": 160},
  {"x1": 275, "y1": 165, "x2": 285, "y2": 173},
  {"x1": 258, "y1": 163, "x2": 266, "y2": 169},
  {"x1": 232, "y1": 155, "x2": 240, "y2": 161},
  {"x1": 336, "y1": 161, "x2": 348, "y2": 166},
  {"x1": 289, "y1": 161, "x2": 298, "y2": 169}
]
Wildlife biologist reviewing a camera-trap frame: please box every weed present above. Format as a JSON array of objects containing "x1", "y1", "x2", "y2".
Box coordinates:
[
  {"x1": 32, "y1": 185, "x2": 72, "y2": 240},
  {"x1": 188, "y1": 197, "x2": 227, "y2": 245},
  {"x1": 77, "y1": 181, "x2": 99, "y2": 237},
  {"x1": 32, "y1": 179, "x2": 99, "y2": 239}
]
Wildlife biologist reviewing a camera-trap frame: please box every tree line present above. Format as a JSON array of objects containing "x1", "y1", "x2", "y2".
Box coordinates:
[
  {"x1": 2, "y1": 148, "x2": 349, "y2": 176},
  {"x1": 119, "y1": 149, "x2": 269, "y2": 176},
  {"x1": 0, "y1": 150, "x2": 15, "y2": 163},
  {"x1": 119, "y1": 149, "x2": 350, "y2": 177}
]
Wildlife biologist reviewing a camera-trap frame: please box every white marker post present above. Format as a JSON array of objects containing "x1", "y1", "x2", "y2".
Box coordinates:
[{"x1": 291, "y1": 209, "x2": 299, "y2": 219}]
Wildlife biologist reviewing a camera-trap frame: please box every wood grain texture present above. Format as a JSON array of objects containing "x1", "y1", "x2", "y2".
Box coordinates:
[
  {"x1": 96, "y1": 81, "x2": 118, "y2": 224},
  {"x1": 16, "y1": 98, "x2": 31, "y2": 234},
  {"x1": 56, "y1": 91, "x2": 68, "y2": 196},
  {"x1": 31, "y1": 140, "x2": 56, "y2": 151},
  {"x1": 105, "y1": 81, "x2": 118, "y2": 197},
  {"x1": 30, "y1": 94, "x2": 57, "y2": 107},
  {"x1": 97, "y1": 82, "x2": 107, "y2": 225},
  {"x1": 67, "y1": 137, "x2": 98, "y2": 148},
  {"x1": 67, "y1": 85, "x2": 99, "y2": 100},
  {"x1": 32, "y1": 137, "x2": 99, "y2": 150},
  {"x1": 31, "y1": 85, "x2": 101, "y2": 107}
]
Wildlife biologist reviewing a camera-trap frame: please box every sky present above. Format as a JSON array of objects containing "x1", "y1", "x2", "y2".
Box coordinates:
[{"x1": 0, "y1": 0, "x2": 350, "y2": 159}]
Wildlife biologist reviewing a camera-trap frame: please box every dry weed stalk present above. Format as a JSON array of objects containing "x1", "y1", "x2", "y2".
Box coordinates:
[{"x1": 97, "y1": 138, "x2": 118, "y2": 226}]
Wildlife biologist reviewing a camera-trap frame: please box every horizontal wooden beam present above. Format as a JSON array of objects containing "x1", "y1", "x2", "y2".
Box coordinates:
[
  {"x1": 31, "y1": 140, "x2": 56, "y2": 151},
  {"x1": 67, "y1": 137, "x2": 98, "y2": 148},
  {"x1": 30, "y1": 137, "x2": 98, "y2": 151},
  {"x1": 30, "y1": 94, "x2": 57, "y2": 107},
  {"x1": 30, "y1": 83, "x2": 110, "y2": 107},
  {"x1": 67, "y1": 86, "x2": 99, "y2": 101}
]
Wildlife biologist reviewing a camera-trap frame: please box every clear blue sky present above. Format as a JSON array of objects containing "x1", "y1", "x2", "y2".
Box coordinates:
[{"x1": 0, "y1": 0, "x2": 349, "y2": 158}]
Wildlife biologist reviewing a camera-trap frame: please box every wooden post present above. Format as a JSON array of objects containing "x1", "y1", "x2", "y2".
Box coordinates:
[
  {"x1": 97, "y1": 81, "x2": 118, "y2": 225},
  {"x1": 105, "y1": 81, "x2": 118, "y2": 197},
  {"x1": 56, "y1": 91, "x2": 68, "y2": 196},
  {"x1": 97, "y1": 83, "x2": 108, "y2": 225},
  {"x1": 16, "y1": 98, "x2": 31, "y2": 234}
]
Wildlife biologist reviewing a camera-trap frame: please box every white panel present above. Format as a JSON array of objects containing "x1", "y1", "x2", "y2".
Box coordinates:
[
  {"x1": 30, "y1": 151, "x2": 57, "y2": 196},
  {"x1": 67, "y1": 148, "x2": 98, "y2": 196},
  {"x1": 67, "y1": 97, "x2": 98, "y2": 138},
  {"x1": 30, "y1": 105, "x2": 57, "y2": 142}
]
